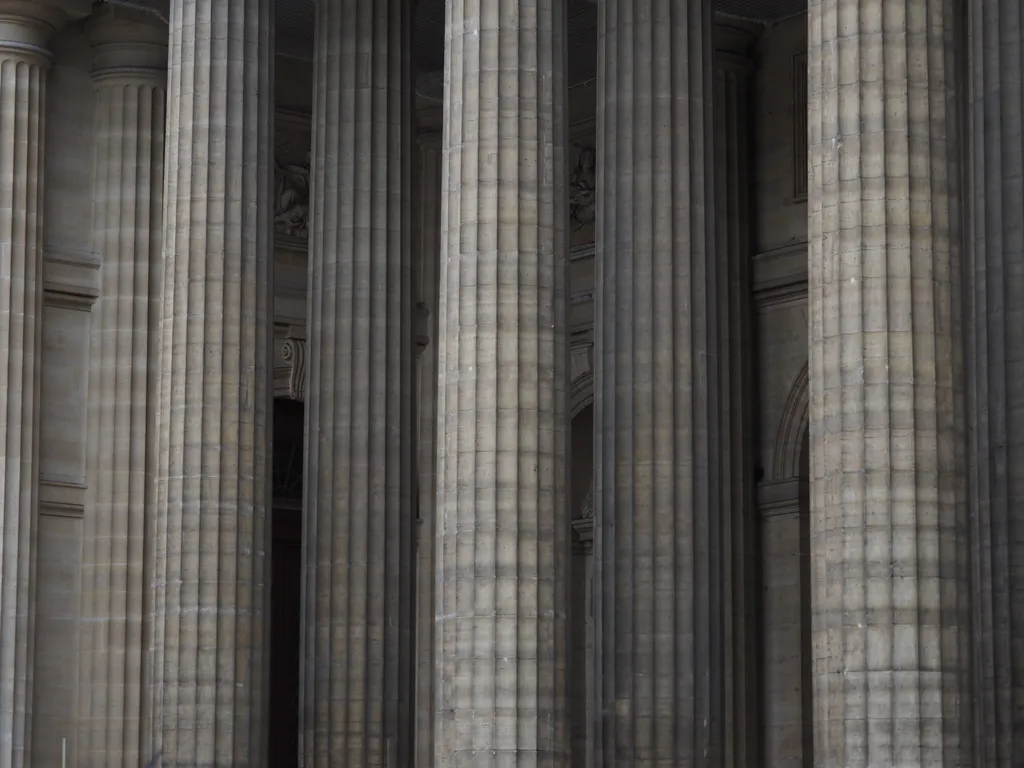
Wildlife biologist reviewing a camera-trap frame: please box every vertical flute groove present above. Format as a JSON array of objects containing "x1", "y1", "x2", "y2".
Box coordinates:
[
  {"x1": 967, "y1": 0, "x2": 1024, "y2": 761},
  {"x1": 152, "y1": 0, "x2": 273, "y2": 764},
  {"x1": 807, "y1": 0, "x2": 970, "y2": 763},
  {"x1": 80, "y1": 11, "x2": 166, "y2": 764},
  {"x1": 0, "y1": 20, "x2": 49, "y2": 767},
  {"x1": 435, "y1": 1, "x2": 570, "y2": 765},
  {"x1": 300, "y1": 1, "x2": 414, "y2": 765},
  {"x1": 594, "y1": 1, "x2": 719, "y2": 765}
]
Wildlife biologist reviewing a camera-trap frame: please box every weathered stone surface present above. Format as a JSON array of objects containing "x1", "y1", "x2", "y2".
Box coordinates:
[
  {"x1": 807, "y1": 0, "x2": 970, "y2": 763},
  {"x1": 433, "y1": 1, "x2": 570, "y2": 764},
  {"x1": 299, "y1": 1, "x2": 415, "y2": 765},
  {"x1": 150, "y1": 1, "x2": 274, "y2": 763}
]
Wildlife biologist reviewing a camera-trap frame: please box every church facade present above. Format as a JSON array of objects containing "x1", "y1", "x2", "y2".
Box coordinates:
[{"x1": 0, "y1": 0, "x2": 1020, "y2": 765}]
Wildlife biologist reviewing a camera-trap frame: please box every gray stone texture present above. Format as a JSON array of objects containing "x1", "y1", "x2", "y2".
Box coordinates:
[
  {"x1": 78, "y1": 5, "x2": 166, "y2": 766},
  {"x1": 593, "y1": 0, "x2": 722, "y2": 764},
  {"x1": 150, "y1": 0, "x2": 274, "y2": 763},
  {"x1": 807, "y1": 0, "x2": 971, "y2": 763},
  {"x1": 299, "y1": 0, "x2": 415, "y2": 764},
  {"x1": 434, "y1": 0, "x2": 571, "y2": 765},
  {"x1": 967, "y1": 0, "x2": 1024, "y2": 761}
]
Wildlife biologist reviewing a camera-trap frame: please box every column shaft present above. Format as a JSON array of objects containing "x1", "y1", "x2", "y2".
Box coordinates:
[
  {"x1": 967, "y1": 0, "x2": 1024, "y2": 762},
  {"x1": 79, "y1": 8, "x2": 165, "y2": 766},
  {"x1": 594, "y1": 0, "x2": 720, "y2": 764},
  {"x1": 151, "y1": 1, "x2": 274, "y2": 763},
  {"x1": 434, "y1": 1, "x2": 570, "y2": 765},
  {"x1": 0, "y1": 3, "x2": 65, "y2": 764},
  {"x1": 807, "y1": 0, "x2": 970, "y2": 763},
  {"x1": 300, "y1": 0, "x2": 415, "y2": 765}
]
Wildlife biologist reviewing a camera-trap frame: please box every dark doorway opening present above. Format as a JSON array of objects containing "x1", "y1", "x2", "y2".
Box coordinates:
[{"x1": 269, "y1": 398, "x2": 304, "y2": 767}]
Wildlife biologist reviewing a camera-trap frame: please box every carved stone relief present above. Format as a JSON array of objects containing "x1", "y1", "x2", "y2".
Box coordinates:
[
  {"x1": 282, "y1": 330, "x2": 307, "y2": 402},
  {"x1": 275, "y1": 111, "x2": 312, "y2": 240},
  {"x1": 275, "y1": 156, "x2": 310, "y2": 238},
  {"x1": 569, "y1": 144, "x2": 596, "y2": 231}
]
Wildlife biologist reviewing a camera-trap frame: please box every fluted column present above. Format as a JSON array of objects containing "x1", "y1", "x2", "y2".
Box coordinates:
[
  {"x1": 0, "y1": 2, "x2": 71, "y2": 765},
  {"x1": 808, "y1": 0, "x2": 970, "y2": 763},
  {"x1": 967, "y1": 0, "x2": 1024, "y2": 762},
  {"x1": 434, "y1": 2, "x2": 570, "y2": 765},
  {"x1": 151, "y1": 1, "x2": 273, "y2": 764},
  {"x1": 713, "y1": 22, "x2": 758, "y2": 768},
  {"x1": 79, "y1": 7, "x2": 165, "y2": 766},
  {"x1": 299, "y1": 1, "x2": 415, "y2": 765},
  {"x1": 593, "y1": 1, "x2": 720, "y2": 764}
]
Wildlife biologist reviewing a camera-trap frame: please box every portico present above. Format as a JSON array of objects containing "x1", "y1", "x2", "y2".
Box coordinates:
[{"x1": 0, "y1": 0, "x2": 1020, "y2": 765}]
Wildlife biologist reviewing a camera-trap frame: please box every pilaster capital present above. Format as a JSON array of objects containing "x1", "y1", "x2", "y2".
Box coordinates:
[
  {"x1": 86, "y1": 3, "x2": 167, "y2": 85},
  {"x1": 0, "y1": 0, "x2": 89, "y2": 61}
]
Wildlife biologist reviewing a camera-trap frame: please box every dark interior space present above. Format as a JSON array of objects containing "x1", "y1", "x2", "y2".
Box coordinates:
[{"x1": 270, "y1": 398, "x2": 305, "y2": 768}]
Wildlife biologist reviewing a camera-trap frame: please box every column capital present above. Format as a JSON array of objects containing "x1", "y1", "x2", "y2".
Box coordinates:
[
  {"x1": 0, "y1": 0, "x2": 89, "y2": 60},
  {"x1": 86, "y1": 3, "x2": 167, "y2": 84}
]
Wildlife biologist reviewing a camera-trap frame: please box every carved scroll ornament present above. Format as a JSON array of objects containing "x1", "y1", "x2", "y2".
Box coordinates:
[{"x1": 282, "y1": 335, "x2": 307, "y2": 402}]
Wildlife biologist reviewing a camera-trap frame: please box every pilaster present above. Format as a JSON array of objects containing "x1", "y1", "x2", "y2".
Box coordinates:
[
  {"x1": 713, "y1": 20, "x2": 759, "y2": 768},
  {"x1": 413, "y1": 133, "x2": 441, "y2": 768},
  {"x1": 807, "y1": 0, "x2": 970, "y2": 763},
  {"x1": 78, "y1": 6, "x2": 166, "y2": 766},
  {"x1": 593, "y1": 0, "x2": 721, "y2": 764},
  {"x1": 299, "y1": 0, "x2": 415, "y2": 764},
  {"x1": 434, "y1": 1, "x2": 571, "y2": 765},
  {"x1": 150, "y1": 1, "x2": 274, "y2": 764},
  {"x1": 967, "y1": 0, "x2": 1024, "y2": 761}
]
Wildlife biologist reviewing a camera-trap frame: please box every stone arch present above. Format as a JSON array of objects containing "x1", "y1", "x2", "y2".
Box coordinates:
[
  {"x1": 772, "y1": 361, "x2": 809, "y2": 481},
  {"x1": 570, "y1": 341, "x2": 594, "y2": 419}
]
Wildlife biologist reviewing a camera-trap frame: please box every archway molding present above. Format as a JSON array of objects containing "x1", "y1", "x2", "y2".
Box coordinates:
[{"x1": 772, "y1": 360, "x2": 809, "y2": 481}]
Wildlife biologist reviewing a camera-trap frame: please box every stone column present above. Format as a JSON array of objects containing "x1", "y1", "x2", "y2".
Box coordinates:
[
  {"x1": 967, "y1": 0, "x2": 1024, "y2": 762},
  {"x1": 593, "y1": 0, "x2": 721, "y2": 763},
  {"x1": 0, "y1": 2, "x2": 73, "y2": 764},
  {"x1": 151, "y1": 1, "x2": 274, "y2": 764},
  {"x1": 713, "y1": 22, "x2": 758, "y2": 768},
  {"x1": 434, "y1": 1, "x2": 570, "y2": 765},
  {"x1": 299, "y1": 1, "x2": 415, "y2": 765},
  {"x1": 79, "y1": 6, "x2": 165, "y2": 766},
  {"x1": 808, "y1": 0, "x2": 970, "y2": 763}
]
